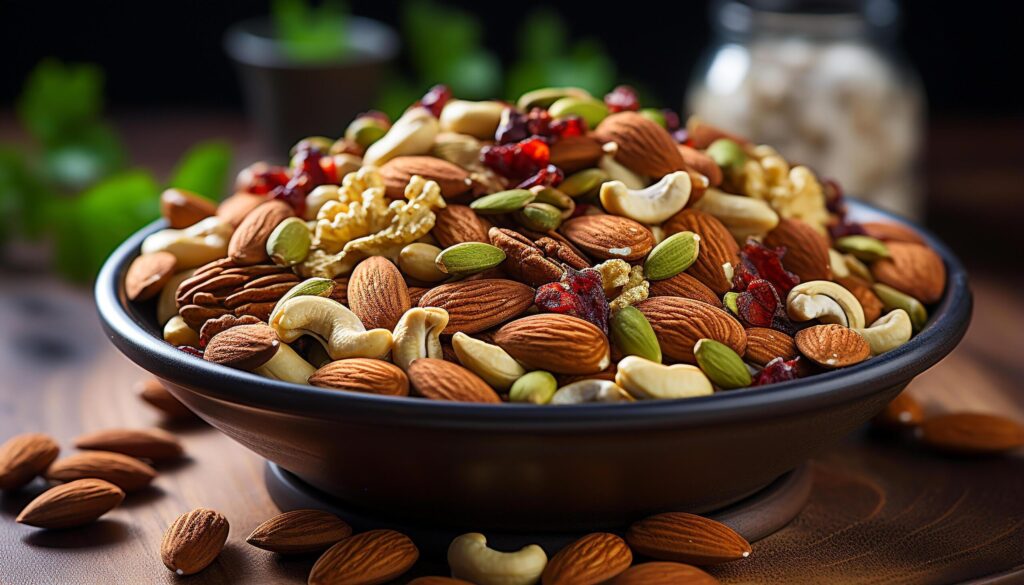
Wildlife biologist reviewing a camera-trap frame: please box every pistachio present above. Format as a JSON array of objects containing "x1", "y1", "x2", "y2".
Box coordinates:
[
  {"x1": 835, "y1": 235, "x2": 890, "y2": 262},
  {"x1": 431, "y1": 132, "x2": 483, "y2": 169},
  {"x1": 854, "y1": 309, "x2": 913, "y2": 355},
  {"x1": 615, "y1": 356, "x2": 714, "y2": 400},
  {"x1": 548, "y1": 96, "x2": 609, "y2": 128},
  {"x1": 362, "y1": 107, "x2": 439, "y2": 167},
  {"x1": 692, "y1": 188, "x2": 779, "y2": 241},
  {"x1": 694, "y1": 338, "x2": 752, "y2": 389},
  {"x1": 163, "y1": 315, "x2": 200, "y2": 347},
  {"x1": 531, "y1": 187, "x2": 575, "y2": 217},
  {"x1": 551, "y1": 380, "x2": 634, "y2": 404},
  {"x1": 509, "y1": 371, "x2": 557, "y2": 404},
  {"x1": 609, "y1": 306, "x2": 662, "y2": 363},
  {"x1": 266, "y1": 217, "x2": 311, "y2": 267},
  {"x1": 872, "y1": 283, "x2": 928, "y2": 332},
  {"x1": 452, "y1": 332, "x2": 527, "y2": 391},
  {"x1": 398, "y1": 243, "x2": 447, "y2": 283},
  {"x1": 723, "y1": 291, "x2": 740, "y2": 316},
  {"x1": 344, "y1": 116, "x2": 389, "y2": 148},
  {"x1": 600, "y1": 171, "x2": 692, "y2": 224},
  {"x1": 706, "y1": 138, "x2": 747, "y2": 173},
  {"x1": 469, "y1": 189, "x2": 536, "y2": 214},
  {"x1": 269, "y1": 277, "x2": 336, "y2": 323},
  {"x1": 516, "y1": 87, "x2": 592, "y2": 111},
  {"x1": 787, "y1": 280, "x2": 866, "y2": 329},
  {"x1": 643, "y1": 231, "x2": 700, "y2": 281},
  {"x1": 638, "y1": 108, "x2": 667, "y2": 127},
  {"x1": 560, "y1": 168, "x2": 609, "y2": 198},
  {"x1": 439, "y1": 100, "x2": 506, "y2": 139},
  {"x1": 516, "y1": 202, "x2": 563, "y2": 231},
  {"x1": 435, "y1": 242, "x2": 507, "y2": 276}
]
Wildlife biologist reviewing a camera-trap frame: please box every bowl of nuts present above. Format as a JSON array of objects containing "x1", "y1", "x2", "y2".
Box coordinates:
[{"x1": 96, "y1": 85, "x2": 971, "y2": 532}]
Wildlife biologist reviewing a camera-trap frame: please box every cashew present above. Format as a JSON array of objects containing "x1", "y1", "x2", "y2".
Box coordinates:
[
  {"x1": 270, "y1": 296, "x2": 393, "y2": 360},
  {"x1": 854, "y1": 309, "x2": 912, "y2": 355},
  {"x1": 692, "y1": 188, "x2": 779, "y2": 241},
  {"x1": 253, "y1": 342, "x2": 316, "y2": 384},
  {"x1": 157, "y1": 269, "x2": 196, "y2": 325},
  {"x1": 362, "y1": 107, "x2": 439, "y2": 167},
  {"x1": 599, "y1": 143, "x2": 647, "y2": 189},
  {"x1": 392, "y1": 308, "x2": 449, "y2": 371},
  {"x1": 615, "y1": 356, "x2": 714, "y2": 400},
  {"x1": 828, "y1": 249, "x2": 850, "y2": 279},
  {"x1": 550, "y1": 380, "x2": 634, "y2": 405},
  {"x1": 304, "y1": 185, "x2": 341, "y2": 221},
  {"x1": 786, "y1": 280, "x2": 866, "y2": 329},
  {"x1": 440, "y1": 100, "x2": 506, "y2": 139},
  {"x1": 452, "y1": 332, "x2": 527, "y2": 391},
  {"x1": 599, "y1": 171, "x2": 691, "y2": 224},
  {"x1": 141, "y1": 216, "x2": 233, "y2": 269},
  {"x1": 163, "y1": 315, "x2": 200, "y2": 347},
  {"x1": 447, "y1": 533, "x2": 547, "y2": 585}
]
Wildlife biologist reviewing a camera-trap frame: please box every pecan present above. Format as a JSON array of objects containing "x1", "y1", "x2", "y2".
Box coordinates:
[
  {"x1": 199, "y1": 314, "x2": 263, "y2": 348},
  {"x1": 534, "y1": 236, "x2": 590, "y2": 270},
  {"x1": 488, "y1": 228, "x2": 564, "y2": 287},
  {"x1": 175, "y1": 259, "x2": 298, "y2": 330}
]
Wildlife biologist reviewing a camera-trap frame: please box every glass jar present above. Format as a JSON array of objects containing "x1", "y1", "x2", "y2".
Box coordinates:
[{"x1": 687, "y1": 0, "x2": 924, "y2": 218}]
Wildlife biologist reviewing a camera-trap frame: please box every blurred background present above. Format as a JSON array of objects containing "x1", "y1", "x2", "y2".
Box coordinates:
[{"x1": 1, "y1": 0, "x2": 1021, "y2": 284}]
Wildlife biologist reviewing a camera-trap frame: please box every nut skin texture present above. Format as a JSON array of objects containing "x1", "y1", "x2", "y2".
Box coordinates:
[
  {"x1": 204, "y1": 323, "x2": 281, "y2": 371},
  {"x1": 246, "y1": 509, "x2": 352, "y2": 554},
  {"x1": 16, "y1": 478, "x2": 125, "y2": 529},
  {"x1": 494, "y1": 314, "x2": 611, "y2": 375},
  {"x1": 550, "y1": 135, "x2": 604, "y2": 172},
  {"x1": 918, "y1": 413, "x2": 1024, "y2": 455},
  {"x1": 379, "y1": 156, "x2": 472, "y2": 199},
  {"x1": 74, "y1": 427, "x2": 184, "y2": 462},
  {"x1": 542, "y1": 532, "x2": 632, "y2": 585},
  {"x1": 125, "y1": 251, "x2": 178, "y2": 301},
  {"x1": 795, "y1": 324, "x2": 871, "y2": 369},
  {"x1": 763, "y1": 218, "x2": 832, "y2": 282},
  {"x1": 216, "y1": 192, "x2": 266, "y2": 228},
  {"x1": 871, "y1": 242, "x2": 946, "y2": 304},
  {"x1": 625, "y1": 512, "x2": 752, "y2": 565},
  {"x1": 418, "y1": 279, "x2": 535, "y2": 334},
  {"x1": 610, "y1": 562, "x2": 720, "y2": 585},
  {"x1": 648, "y1": 272, "x2": 723, "y2": 308},
  {"x1": 138, "y1": 378, "x2": 196, "y2": 420},
  {"x1": 743, "y1": 327, "x2": 798, "y2": 367},
  {"x1": 309, "y1": 529, "x2": 419, "y2": 585},
  {"x1": 662, "y1": 209, "x2": 740, "y2": 295},
  {"x1": 161, "y1": 508, "x2": 229, "y2": 576},
  {"x1": 594, "y1": 112, "x2": 686, "y2": 178},
  {"x1": 46, "y1": 451, "x2": 157, "y2": 492},
  {"x1": 489, "y1": 228, "x2": 566, "y2": 287},
  {"x1": 835, "y1": 276, "x2": 884, "y2": 325},
  {"x1": 862, "y1": 221, "x2": 926, "y2": 245},
  {"x1": 348, "y1": 257, "x2": 412, "y2": 331},
  {"x1": 228, "y1": 199, "x2": 296, "y2": 265},
  {"x1": 408, "y1": 359, "x2": 502, "y2": 403},
  {"x1": 433, "y1": 204, "x2": 492, "y2": 248},
  {"x1": 678, "y1": 144, "x2": 723, "y2": 187},
  {"x1": 161, "y1": 188, "x2": 217, "y2": 229},
  {"x1": 560, "y1": 214, "x2": 654, "y2": 262},
  {"x1": 309, "y1": 358, "x2": 410, "y2": 396},
  {"x1": 0, "y1": 433, "x2": 60, "y2": 491},
  {"x1": 636, "y1": 297, "x2": 747, "y2": 364}
]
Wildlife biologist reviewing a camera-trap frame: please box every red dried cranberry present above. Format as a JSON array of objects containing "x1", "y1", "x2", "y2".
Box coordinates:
[
  {"x1": 549, "y1": 115, "x2": 586, "y2": 138},
  {"x1": 736, "y1": 279, "x2": 796, "y2": 335},
  {"x1": 481, "y1": 138, "x2": 550, "y2": 181},
  {"x1": 178, "y1": 346, "x2": 204, "y2": 358},
  {"x1": 754, "y1": 356, "x2": 802, "y2": 386},
  {"x1": 291, "y1": 148, "x2": 329, "y2": 186},
  {"x1": 237, "y1": 163, "x2": 290, "y2": 195},
  {"x1": 418, "y1": 84, "x2": 451, "y2": 118},
  {"x1": 733, "y1": 238, "x2": 800, "y2": 295},
  {"x1": 535, "y1": 267, "x2": 610, "y2": 334},
  {"x1": 319, "y1": 155, "x2": 338, "y2": 183},
  {"x1": 516, "y1": 164, "x2": 563, "y2": 189},
  {"x1": 604, "y1": 85, "x2": 640, "y2": 113}
]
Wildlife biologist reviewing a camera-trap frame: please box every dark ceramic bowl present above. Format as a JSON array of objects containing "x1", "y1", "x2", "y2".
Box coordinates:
[{"x1": 96, "y1": 200, "x2": 971, "y2": 532}]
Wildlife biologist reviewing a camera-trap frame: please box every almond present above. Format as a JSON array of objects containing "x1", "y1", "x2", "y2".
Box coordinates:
[
  {"x1": 686, "y1": 117, "x2": 750, "y2": 150},
  {"x1": 161, "y1": 508, "x2": 230, "y2": 575},
  {"x1": 835, "y1": 275, "x2": 883, "y2": 324},
  {"x1": 309, "y1": 358, "x2": 410, "y2": 396},
  {"x1": 309, "y1": 529, "x2": 419, "y2": 585},
  {"x1": 918, "y1": 413, "x2": 1024, "y2": 455},
  {"x1": 378, "y1": 156, "x2": 473, "y2": 199},
  {"x1": 550, "y1": 135, "x2": 604, "y2": 172},
  {"x1": 433, "y1": 204, "x2": 492, "y2": 247},
  {"x1": 542, "y1": 532, "x2": 632, "y2": 585},
  {"x1": 125, "y1": 251, "x2": 178, "y2": 301},
  {"x1": 861, "y1": 221, "x2": 926, "y2": 245},
  {"x1": 795, "y1": 324, "x2": 870, "y2": 368},
  {"x1": 637, "y1": 297, "x2": 746, "y2": 364},
  {"x1": 648, "y1": 272, "x2": 723, "y2": 308},
  {"x1": 743, "y1": 327, "x2": 797, "y2": 367},
  {"x1": 75, "y1": 427, "x2": 184, "y2": 461},
  {"x1": 678, "y1": 144, "x2": 723, "y2": 187},
  {"x1": 348, "y1": 257, "x2": 412, "y2": 330},
  {"x1": 871, "y1": 242, "x2": 946, "y2": 304},
  {"x1": 418, "y1": 279, "x2": 534, "y2": 334},
  {"x1": 0, "y1": 433, "x2": 60, "y2": 491},
  {"x1": 494, "y1": 314, "x2": 611, "y2": 375},
  {"x1": 611, "y1": 562, "x2": 720, "y2": 585},
  {"x1": 663, "y1": 209, "x2": 740, "y2": 294},
  {"x1": 17, "y1": 478, "x2": 125, "y2": 529},
  {"x1": 407, "y1": 358, "x2": 501, "y2": 403},
  {"x1": 161, "y1": 188, "x2": 217, "y2": 229},
  {"x1": 873, "y1": 391, "x2": 924, "y2": 430},
  {"x1": 46, "y1": 451, "x2": 157, "y2": 492},
  {"x1": 625, "y1": 512, "x2": 751, "y2": 565},
  {"x1": 246, "y1": 509, "x2": 353, "y2": 554},
  {"x1": 203, "y1": 323, "x2": 281, "y2": 371},
  {"x1": 217, "y1": 192, "x2": 267, "y2": 227},
  {"x1": 594, "y1": 112, "x2": 686, "y2": 178},
  {"x1": 762, "y1": 218, "x2": 831, "y2": 282},
  {"x1": 228, "y1": 199, "x2": 295, "y2": 265},
  {"x1": 138, "y1": 378, "x2": 196, "y2": 420},
  {"x1": 560, "y1": 214, "x2": 654, "y2": 261}
]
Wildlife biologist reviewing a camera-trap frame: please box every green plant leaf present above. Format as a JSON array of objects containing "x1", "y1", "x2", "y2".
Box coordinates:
[
  {"x1": 0, "y1": 146, "x2": 55, "y2": 242},
  {"x1": 273, "y1": 0, "x2": 350, "y2": 62},
  {"x1": 167, "y1": 140, "x2": 233, "y2": 201},
  {"x1": 16, "y1": 59, "x2": 105, "y2": 147}
]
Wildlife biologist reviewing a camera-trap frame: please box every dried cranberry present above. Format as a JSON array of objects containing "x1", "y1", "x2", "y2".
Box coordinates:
[
  {"x1": 733, "y1": 238, "x2": 800, "y2": 295},
  {"x1": 481, "y1": 138, "x2": 550, "y2": 181},
  {"x1": 662, "y1": 109, "x2": 681, "y2": 131},
  {"x1": 418, "y1": 84, "x2": 451, "y2": 118},
  {"x1": 516, "y1": 164, "x2": 563, "y2": 189},
  {"x1": 605, "y1": 85, "x2": 640, "y2": 113},
  {"x1": 178, "y1": 346, "x2": 204, "y2": 358},
  {"x1": 291, "y1": 148, "x2": 329, "y2": 186},
  {"x1": 754, "y1": 356, "x2": 802, "y2": 386},
  {"x1": 549, "y1": 115, "x2": 586, "y2": 138},
  {"x1": 822, "y1": 178, "x2": 867, "y2": 240},
  {"x1": 237, "y1": 163, "x2": 290, "y2": 195},
  {"x1": 535, "y1": 267, "x2": 610, "y2": 334},
  {"x1": 736, "y1": 279, "x2": 796, "y2": 335}
]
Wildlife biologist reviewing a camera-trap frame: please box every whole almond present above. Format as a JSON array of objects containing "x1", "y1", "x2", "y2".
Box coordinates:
[
  {"x1": 161, "y1": 188, "x2": 217, "y2": 229},
  {"x1": 348, "y1": 257, "x2": 412, "y2": 331},
  {"x1": 871, "y1": 242, "x2": 946, "y2": 304},
  {"x1": 433, "y1": 204, "x2": 491, "y2": 248},
  {"x1": 611, "y1": 562, "x2": 720, "y2": 585},
  {"x1": 46, "y1": 451, "x2": 157, "y2": 492},
  {"x1": 17, "y1": 478, "x2": 125, "y2": 529},
  {"x1": 309, "y1": 529, "x2": 419, "y2": 585},
  {"x1": 873, "y1": 391, "x2": 924, "y2": 430},
  {"x1": 550, "y1": 135, "x2": 604, "y2": 172},
  {"x1": 75, "y1": 427, "x2": 184, "y2": 461},
  {"x1": 204, "y1": 323, "x2": 281, "y2": 371},
  {"x1": 678, "y1": 144, "x2": 723, "y2": 187},
  {"x1": 561, "y1": 215, "x2": 654, "y2": 262},
  {"x1": 138, "y1": 378, "x2": 196, "y2": 420},
  {"x1": 418, "y1": 279, "x2": 534, "y2": 334},
  {"x1": 861, "y1": 221, "x2": 926, "y2": 245},
  {"x1": 126, "y1": 251, "x2": 178, "y2": 301},
  {"x1": 594, "y1": 112, "x2": 686, "y2": 178},
  {"x1": 217, "y1": 192, "x2": 267, "y2": 227},
  {"x1": 542, "y1": 532, "x2": 632, "y2": 585},
  {"x1": 309, "y1": 359, "x2": 410, "y2": 396},
  {"x1": 247, "y1": 509, "x2": 352, "y2": 554},
  {"x1": 161, "y1": 508, "x2": 230, "y2": 575},
  {"x1": 686, "y1": 118, "x2": 750, "y2": 150},
  {"x1": 648, "y1": 272, "x2": 723, "y2": 308},
  {"x1": 228, "y1": 199, "x2": 295, "y2": 265},
  {"x1": 0, "y1": 433, "x2": 60, "y2": 490},
  {"x1": 407, "y1": 359, "x2": 501, "y2": 403},
  {"x1": 763, "y1": 218, "x2": 831, "y2": 282},
  {"x1": 625, "y1": 512, "x2": 751, "y2": 565},
  {"x1": 663, "y1": 209, "x2": 740, "y2": 294},
  {"x1": 743, "y1": 327, "x2": 797, "y2": 367},
  {"x1": 918, "y1": 413, "x2": 1024, "y2": 455},
  {"x1": 835, "y1": 275, "x2": 883, "y2": 324},
  {"x1": 379, "y1": 156, "x2": 473, "y2": 199},
  {"x1": 795, "y1": 324, "x2": 870, "y2": 368},
  {"x1": 637, "y1": 297, "x2": 746, "y2": 364},
  {"x1": 494, "y1": 314, "x2": 611, "y2": 375}
]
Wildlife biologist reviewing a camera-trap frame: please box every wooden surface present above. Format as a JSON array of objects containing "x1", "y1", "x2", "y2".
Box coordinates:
[{"x1": 0, "y1": 276, "x2": 1021, "y2": 585}]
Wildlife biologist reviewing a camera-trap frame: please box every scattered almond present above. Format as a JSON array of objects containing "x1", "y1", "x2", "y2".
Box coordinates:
[
  {"x1": 137, "y1": 378, "x2": 196, "y2": 420},
  {"x1": 161, "y1": 508, "x2": 230, "y2": 576},
  {"x1": 46, "y1": 451, "x2": 157, "y2": 492},
  {"x1": 161, "y1": 188, "x2": 217, "y2": 229},
  {"x1": 625, "y1": 512, "x2": 751, "y2": 565},
  {"x1": 743, "y1": 327, "x2": 797, "y2": 367},
  {"x1": 125, "y1": 251, "x2": 178, "y2": 301},
  {"x1": 611, "y1": 562, "x2": 720, "y2": 584},
  {"x1": 560, "y1": 214, "x2": 655, "y2": 262},
  {"x1": 407, "y1": 359, "x2": 501, "y2": 403},
  {"x1": 795, "y1": 324, "x2": 870, "y2": 369},
  {"x1": 0, "y1": 433, "x2": 60, "y2": 491},
  {"x1": 75, "y1": 428, "x2": 184, "y2": 462},
  {"x1": 309, "y1": 529, "x2": 419, "y2": 585},
  {"x1": 918, "y1": 413, "x2": 1024, "y2": 455},
  {"x1": 494, "y1": 314, "x2": 611, "y2": 375},
  {"x1": 662, "y1": 209, "x2": 739, "y2": 294},
  {"x1": 542, "y1": 532, "x2": 632, "y2": 585},
  {"x1": 871, "y1": 242, "x2": 946, "y2": 304},
  {"x1": 17, "y1": 478, "x2": 125, "y2": 529},
  {"x1": 309, "y1": 358, "x2": 410, "y2": 396},
  {"x1": 246, "y1": 509, "x2": 352, "y2": 554},
  {"x1": 418, "y1": 279, "x2": 535, "y2": 334},
  {"x1": 873, "y1": 391, "x2": 925, "y2": 430},
  {"x1": 228, "y1": 199, "x2": 295, "y2": 265},
  {"x1": 637, "y1": 297, "x2": 747, "y2": 364}
]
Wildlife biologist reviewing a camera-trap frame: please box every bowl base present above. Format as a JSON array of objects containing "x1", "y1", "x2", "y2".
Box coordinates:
[{"x1": 264, "y1": 461, "x2": 813, "y2": 556}]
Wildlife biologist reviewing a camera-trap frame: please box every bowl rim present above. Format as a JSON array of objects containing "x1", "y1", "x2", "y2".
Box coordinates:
[{"x1": 95, "y1": 199, "x2": 972, "y2": 431}]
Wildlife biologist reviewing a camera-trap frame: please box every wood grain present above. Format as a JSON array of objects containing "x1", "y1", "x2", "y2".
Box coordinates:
[{"x1": 0, "y1": 276, "x2": 1021, "y2": 584}]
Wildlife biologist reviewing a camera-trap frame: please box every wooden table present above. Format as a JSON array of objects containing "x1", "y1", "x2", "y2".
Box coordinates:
[{"x1": 0, "y1": 275, "x2": 1021, "y2": 585}]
